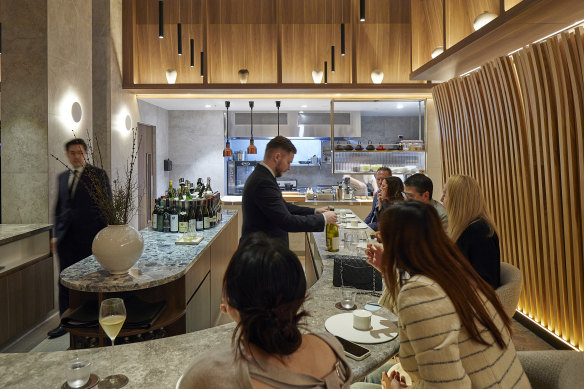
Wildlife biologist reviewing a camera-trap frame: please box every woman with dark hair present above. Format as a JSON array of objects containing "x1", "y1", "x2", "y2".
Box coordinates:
[
  {"x1": 354, "y1": 202, "x2": 529, "y2": 389},
  {"x1": 178, "y1": 233, "x2": 352, "y2": 389},
  {"x1": 372, "y1": 177, "x2": 404, "y2": 230}
]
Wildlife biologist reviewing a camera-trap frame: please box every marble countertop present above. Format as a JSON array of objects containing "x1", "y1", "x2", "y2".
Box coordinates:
[
  {"x1": 60, "y1": 211, "x2": 237, "y2": 292},
  {"x1": 0, "y1": 224, "x2": 52, "y2": 246},
  {"x1": 222, "y1": 195, "x2": 373, "y2": 205},
  {"x1": 0, "y1": 212, "x2": 397, "y2": 388}
]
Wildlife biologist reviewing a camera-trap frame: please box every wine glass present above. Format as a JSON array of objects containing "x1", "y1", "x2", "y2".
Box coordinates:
[{"x1": 98, "y1": 298, "x2": 128, "y2": 389}]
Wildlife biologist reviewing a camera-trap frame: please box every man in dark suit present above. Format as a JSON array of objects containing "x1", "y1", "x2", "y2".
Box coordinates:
[
  {"x1": 241, "y1": 136, "x2": 337, "y2": 247},
  {"x1": 48, "y1": 138, "x2": 111, "y2": 338},
  {"x1": 363, "y1": 167, "x2": 392, "y2": 230}
]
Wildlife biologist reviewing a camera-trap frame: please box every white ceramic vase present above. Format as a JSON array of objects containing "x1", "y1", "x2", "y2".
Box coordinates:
[{"x1": 92, "y1": 225, "x2": 144, "y2": 275}]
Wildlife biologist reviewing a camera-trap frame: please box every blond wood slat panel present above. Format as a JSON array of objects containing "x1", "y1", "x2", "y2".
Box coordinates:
[
  {"x1": 280, "y1": 0, "x2": 351, "y2": 24},
  {"x1": 135, "y1": 0, "x2": 204, "y2": 24},
  {"x1": 514, "y1": 47, "x2": 548, "y2": 324},
  {"x1": 411, "y1": 0, "x2": 444, "y2": 71},
  {"x1": 433, "y1": 85, "x2": 455, "y2": 180},
  {"x1": 504, "y1": 0, "x2": 524, "y2": 12},
  {"x1": 357, "y1": 0, "x2": 411, "y2": 24},
  {"x1": 544, "y1": 35, "x2": 572, "y2": 340},
  {"x1": 207, "y1": 0, "x2": 277, "y2": 24},
  {"x1": 281, "y1": 24, "x2": 351, "y2": 84},
  {"x1": 457, "y1": 78, "x2": 477, "y2": 177},
  {"x1": 445, "y1": 0, "x2": 500, "y2": 48},
  {"x1": 440, "y1": 83, "x2": 457, "y2": 179},
  {"x1": 448, "y1": 81, "x2": 467, "y2": 174},
  {"x1": 207, "y1": 24, "x2": 278, "y2": 83}
]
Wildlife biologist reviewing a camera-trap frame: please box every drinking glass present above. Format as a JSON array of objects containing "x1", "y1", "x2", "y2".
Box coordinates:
[
  {"x1": 66, "y1": 358, "x2": 91, "y2": 388},
  {"x1": 340, "y1": 286, "x2": 357, "y2": 309},
  {"x1": 98, "y1": 298, "x2": 128, "y2": 389}
]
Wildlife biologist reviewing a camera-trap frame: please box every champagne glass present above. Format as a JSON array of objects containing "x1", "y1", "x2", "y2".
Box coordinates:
[{"x1": 98, "y1": 298, "x2": 128, "y2": 389}]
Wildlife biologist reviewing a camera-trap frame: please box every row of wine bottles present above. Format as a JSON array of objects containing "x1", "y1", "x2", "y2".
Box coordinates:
[
  {"x1": 151, "y1": 193, "x2": 222, "y2": 233},
  {"x1": 167, "y1": 177, "x2": 213, "y2": 200}
]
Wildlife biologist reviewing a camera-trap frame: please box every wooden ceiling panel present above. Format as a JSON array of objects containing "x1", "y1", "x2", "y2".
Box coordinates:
[
  {"x1": 134, "y1": 23, "x2": 204, "y2": 84},
  {"x1": 411, "y1": 0, "x2": 444, "y2": 71},
  {"x1": 135, "y1": 0, "x2": 204, "y2": 25},
  {"x1": 446, "y1": 0, "x2": 500, "y2": 48},
  {"x1": 280, "y1": 0, "x2": 351, "y2": 24},
  {"x1": 357, "y1": 0, "x2": 410, "y2": 24},
  {"x1": 207, "y1": 0, "x2": 277, "y2": 24},
  {"x1": 207, "y1": 24, "x2": 278, "y2": 83},
  {"x1": 281, "y1": 24, "x2": 352, "y2": 83}
]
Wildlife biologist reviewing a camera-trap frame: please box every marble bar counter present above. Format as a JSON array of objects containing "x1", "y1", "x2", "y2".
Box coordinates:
[
  {"x1": 222, "y1": 194, "x2": 373, "y2": 205},
  {"x1": 0, "y1": 213, "x2": 398, "y2": 388},
  {"x1": 0, "y1": 224, "x2": 54, "y2": 347}
]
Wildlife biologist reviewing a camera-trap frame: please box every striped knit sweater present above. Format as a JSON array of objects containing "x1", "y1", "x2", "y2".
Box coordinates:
[{"x1": 396, "y1": 275, "x2": 531, "y2": 388}]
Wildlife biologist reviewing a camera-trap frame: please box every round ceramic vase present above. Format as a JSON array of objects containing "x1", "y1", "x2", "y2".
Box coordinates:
[{"x1": 92, "y1": 225, "x2": 144, "y2": 274}]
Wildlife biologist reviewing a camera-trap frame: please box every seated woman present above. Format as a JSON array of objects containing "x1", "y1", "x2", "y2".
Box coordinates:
[
  {"x1": 354, "y1": 202, "x2": 529, "y2": 389},
  {"x1": 374, "y1": 177, "x2": 404, "y2": 221},
  {"x1": 442, "y1": 174, "x2": 501, "y2": 288},
  {"x1": 178, "y1": 233, "x2": 352, "y2": 389}
]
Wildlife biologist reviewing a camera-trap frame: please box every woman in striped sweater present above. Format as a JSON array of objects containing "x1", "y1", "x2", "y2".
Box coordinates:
[{"x1": 358, "y1": 201, "x2": 530, "y2": 388}]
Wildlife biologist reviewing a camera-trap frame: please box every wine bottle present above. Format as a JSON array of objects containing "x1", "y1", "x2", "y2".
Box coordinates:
[
  {"x1": 162, "y1": 198, "x2": 171, "y2": 232},
  {"x1": 185, "y1": 182, "x2": 192, "y2": 200},
  {"x1": 152, "y1": 199, "x2": 159, "y2": 231},
  {"x1": 196, "y1": 199, "x2": 204, "y2": 231},
  {"x1": 187, "y1": 200, "x2": 197, "y2": 233},
  {"x1": 170, "y1": 200, "x2": 179, "y2": 233},
  {"x1": 326, "y1": 207, "x2": 339, "y2": 252},
  {"x1": 157, "y1": 198, "x2": 165, "y2": 232},
  {"x1": 205, "y1": 177, "x2": 213, "y2": 198},
  {"x1": 209, "y1": 198, "x2": 216, "y2": 228},
  {"x1": 167, "y1": 180, "x2": 175, "y2": 199},
  {"x1": 202, "y1": 199, "x2": 210, "y2": 229},
  {"x1": 178, "y1": 201, "x2": 188, "y2": 233}
]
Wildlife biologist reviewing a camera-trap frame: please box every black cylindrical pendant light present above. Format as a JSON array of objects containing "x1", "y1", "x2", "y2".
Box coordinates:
[
  {"x1": 177, "y1": 24, "x2": 182, "y2": 55},
  {"x1": 360, "y1": 0, "x2": 365, "y2": 22},
  {"x1": 158, "y1": 1, "x2": 164, "y2": 38},
  {"x1": 190, "y1": 39, "x2": 194, "y2": 67},
  {"x1": 340, "y1": 24, "x2": 345, "y2": 56},
  {"x1": 200, "y1": 52, "x2": 204, "y2": 77},
  {"x1": 331, "y1": 46, "x2": 335, "y2": 72},
  {"x1": 223, "y1": 101, "x2": 232, "y2": 157},
  {"x1": 324, "y1": 61, "x2": 328, "y2": 84},
  {"x1": 276, "y1": 101, "x2": 281, "y2": 136},
  {"x1": 247, "y1": 101, "x2": 257, "y2": 154}
]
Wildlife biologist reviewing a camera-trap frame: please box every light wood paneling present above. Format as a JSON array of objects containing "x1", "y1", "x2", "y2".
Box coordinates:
[
  {"x1": 207, "y1": 24, "x2": 278, "y2": 83},
  {"x1": 433, "y1": 26, "x2": 584, "y2": 351},
  {"x1": 207, "y1": 0, "x2": 276, "y2": 24},
  {"x1": 445, "y1": 0, "x2": 500, "y2": 48},
  {"x1": 281, "y1": 24, "x2": 351, "y2": 84},
  {"x1": 411, "y1": 0, "x2": 444, "y2": 71},
  {"x1": 281, "y1": 0, "x2": 351, "y2": 24},
  {"x1": 135, "y1": 0, "x2": 204, "y2": 24},
  {"x1": 504, "y1": 0, "x2": 524, "y2": 11}
]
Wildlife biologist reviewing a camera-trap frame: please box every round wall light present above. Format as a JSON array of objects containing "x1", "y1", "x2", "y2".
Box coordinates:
[
  {"x1": 71, "y1": 102, "x2": 82, "y2": 123},
  {"x1": 125, "y1": 115, "x2": 132, "y2": 131},
  {"x1": 473, "y1": 11, "x2": 497, "y2": 31}
]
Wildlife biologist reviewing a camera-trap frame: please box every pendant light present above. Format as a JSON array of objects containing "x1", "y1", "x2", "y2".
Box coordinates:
[
  {"x1": 360, "y1": 0, "x2": 365, "y2": 22},
  {"x1": 200, "y1": 52, "x2": 204, "y2": 77},
  {"x1": 190, "y1": 39, "x2": 194, "y2": 67},
  {"x1": 177, "y1": 24, "x2": 182, "y2": 55},
  {"x1": 340, "y1": 24, "x2": 345, "y2": 56},
  {"x1": 223, "y1": 101, "x2": 232, "y2": 157},
  {"x1": 276, "y1": 101, "x2": 281, "y2": 136},
  {"x1": 158, "y1": 1, "x2": 164, "y2": 38},
  {"x1": 331, "y1": 46, "x2": 335, "y2": 72},
  {"x1": 247, "y1": 101, "x2": 257, "y2": 154},
  {"x1": 324, "y1": 61, "x2": 328, "y2": 84}
]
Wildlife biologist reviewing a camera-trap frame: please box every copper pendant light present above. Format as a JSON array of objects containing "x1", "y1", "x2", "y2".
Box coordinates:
[
  {"x1": 223, "y1": 101, "x2": 232, "y2": 157},
  {"x1": 247, "y1": 101, "x2": 257, "y2": 154}
]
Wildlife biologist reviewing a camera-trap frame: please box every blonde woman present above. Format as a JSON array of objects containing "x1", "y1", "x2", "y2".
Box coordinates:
[{"x1": 442, "y1": 175, "x2": 500, "y2": 288}]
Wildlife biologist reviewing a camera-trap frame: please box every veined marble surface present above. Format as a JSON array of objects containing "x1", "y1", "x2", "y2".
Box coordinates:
[
  {"x1": 0, "y1": 224, "x2": 52, "y2": 246},
  {"x1": 0, "y1": 211, "x2": 398, "y2": 388},
  {"x1": 60, "y1": 211, "x2": 236, "y2": 292}
]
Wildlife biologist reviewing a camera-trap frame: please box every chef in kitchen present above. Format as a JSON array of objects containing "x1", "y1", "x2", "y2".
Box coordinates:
[{"x1": 241, "y1": 136, "x2": 338, "y2": 247}]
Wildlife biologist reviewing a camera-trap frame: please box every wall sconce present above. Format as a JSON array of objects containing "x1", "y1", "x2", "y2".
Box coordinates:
[
  {"x1": 238, "y1": 69, "x2": 249, "y2": 84},
  {"x1": 431, "y1": 46, "x2": 444, "y2": 59},
  {"x1": 158, "y1": 1, "x2": 164, "y2": 38},
  {"x1": 473, "y1": 11, "x2": 497, "y2": 31},
  {"x1": 247, "y1": 101, "x2": 257, "y2": 154},
  {"x1": 223, "y1": 101, "x2": 232, "y2": 157},
  {"x1": 371, "y1": 69, "x2": 384, "y2": 84},
  {"x1": 71, "y1": 102, "x2": 82, "y2": 123},
  {"x1": 166, "y1": 69, "x2": 177, "y2": 84},
  {"x1": 312, "y1": 69, "x2": 323, "y2": 84}
]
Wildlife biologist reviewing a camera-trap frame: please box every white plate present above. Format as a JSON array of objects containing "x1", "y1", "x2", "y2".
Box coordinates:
[
  {"x1": 344, "y1": 223, "x2": 368, "y2": 229},
  {"x1": 325, "y1": 313, "x2": 398, "y2": 344},
  {"x1": 343, "y1": 214, "x2": 357, "y2": 218}
]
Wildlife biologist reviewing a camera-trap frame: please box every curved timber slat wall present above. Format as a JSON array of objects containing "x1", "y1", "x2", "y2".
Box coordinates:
[{"x1": 433, "y1": 26, "x2": 584, "y2": 350}]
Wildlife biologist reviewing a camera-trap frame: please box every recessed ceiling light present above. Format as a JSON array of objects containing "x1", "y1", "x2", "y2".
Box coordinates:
[
  {"x1": 301, "y1": 105, "x2": 308, "y2": 108},
  {"x1": 204, "y1": 104, "x2": 213, "y2": 108},
  {"x1": 397, "y1": 104, "x2": 404, "y2": 109}
]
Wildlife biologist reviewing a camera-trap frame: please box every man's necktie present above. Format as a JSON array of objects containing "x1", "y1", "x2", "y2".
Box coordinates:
[{"x1": 69, "y1": 170, "x2": 79, "y2": 196}]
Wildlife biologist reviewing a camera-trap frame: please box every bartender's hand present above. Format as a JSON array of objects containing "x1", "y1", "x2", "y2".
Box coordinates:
[
  {"x1": 365, "y1": 242, "x2": 384, "y2": 272},
  {"x1": 314, "y1": 207, "x2": 328, "y2": 214},
  {"x1": 51, "y1": 237, "x2": 58, "y2": 254},
  {"x1": 323, "y1": 211, "x2": 338, "y2": 226}
]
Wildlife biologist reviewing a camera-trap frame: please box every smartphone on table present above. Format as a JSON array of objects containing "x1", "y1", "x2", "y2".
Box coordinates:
[{"x1": 335, "y1": 336, "x2": 371, "y2": 360}]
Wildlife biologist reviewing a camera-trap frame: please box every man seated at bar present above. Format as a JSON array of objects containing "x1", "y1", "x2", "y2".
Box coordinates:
[
  {"x1": 403, "y1": 173, "x2": 448, "y2": 228},
  {"x1": 241, "y1": 135, "x2": 337, "y2": 247},
  {"x1": 363, "y1": 167, "x2": 392, "y2": 230},
  {"x1": 178, "y1": 233, "x2": 352, "y2": 388}
]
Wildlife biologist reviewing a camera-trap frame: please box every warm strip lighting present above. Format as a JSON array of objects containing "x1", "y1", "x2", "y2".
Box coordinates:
[
  {"x1": 532, "y1": 18, "x2": 584, "y2": 44},
  {"x1": 515, "y1": 310, "x2": 580, "y2": 351},
  {"x1": 507, "y1": 47, "x2": 523, "y2": 56},
  {"x1": 459, "y1": 66, "x2": 481, "y2": 77}
]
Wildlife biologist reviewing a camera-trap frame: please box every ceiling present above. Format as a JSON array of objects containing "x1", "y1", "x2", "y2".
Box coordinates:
[{"x1": 138, "y1": 98, "x2": 424, "y2": 116}]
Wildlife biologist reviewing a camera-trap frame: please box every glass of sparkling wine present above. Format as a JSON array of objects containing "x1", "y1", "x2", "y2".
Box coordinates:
[{"x1": 98, "y1": 298, "x2": 128, "y2": 389}]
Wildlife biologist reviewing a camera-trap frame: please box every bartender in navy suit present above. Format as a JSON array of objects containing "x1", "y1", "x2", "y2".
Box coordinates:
[
  {"x1": 241, "y1": 136, "x2": 337, "y2": 247},
  {"x1": 48, "y1": 138, "x2": 111, "y2": 338},
  {"x1": 363, "y1": 167, "x2": 392, "y2": 230}
]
